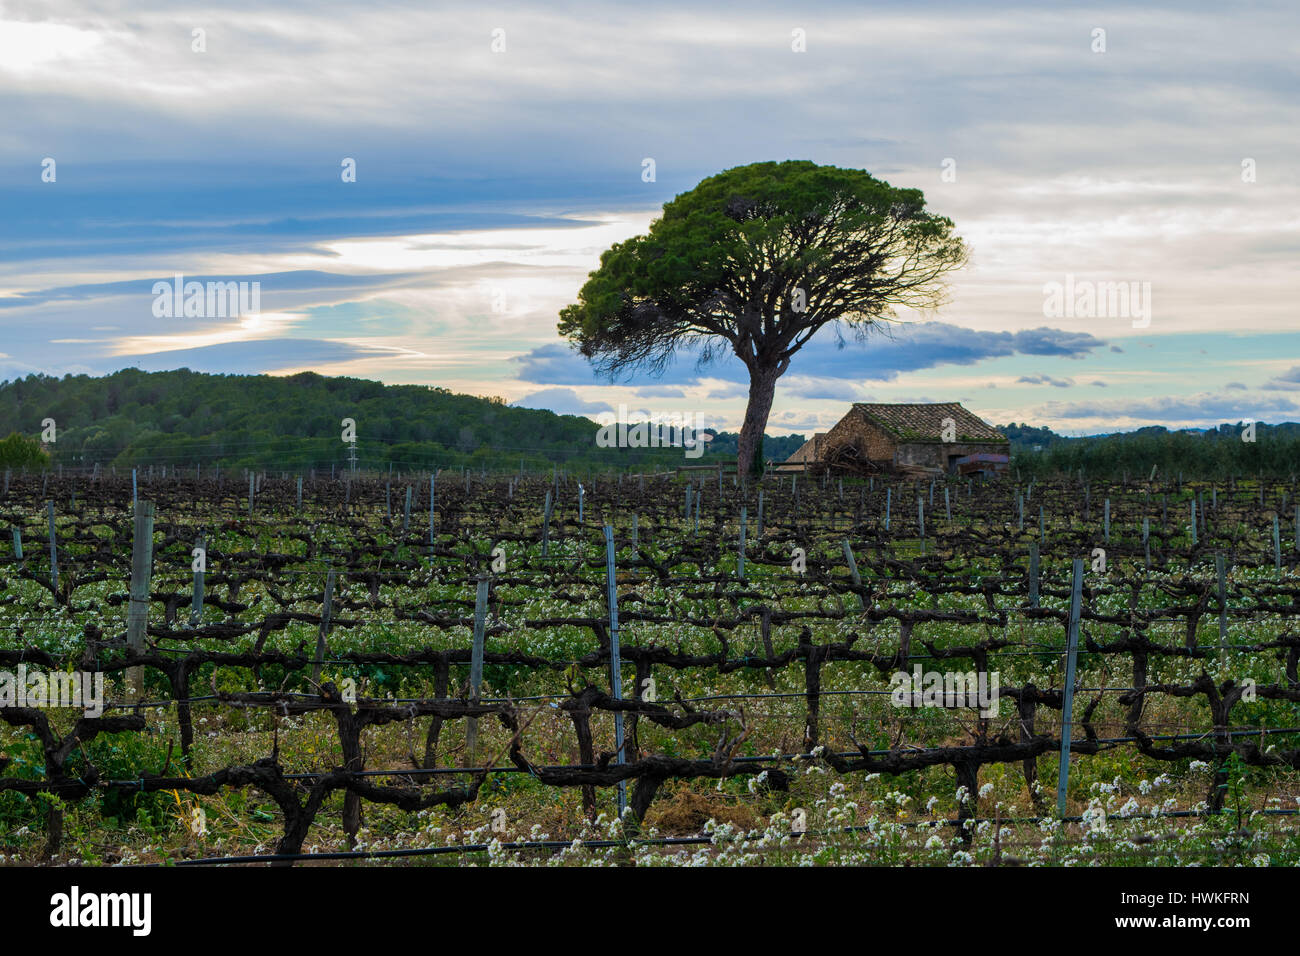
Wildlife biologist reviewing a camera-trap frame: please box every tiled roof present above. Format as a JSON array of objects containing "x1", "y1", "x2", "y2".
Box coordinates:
[{"x1": 850, "y1": 403, "x2": 1006, "y2": 442}]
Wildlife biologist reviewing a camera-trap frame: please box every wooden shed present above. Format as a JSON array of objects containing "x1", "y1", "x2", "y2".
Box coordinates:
[{"x1": 782, "y1": 402, "x2": 1009, "y2": 477}]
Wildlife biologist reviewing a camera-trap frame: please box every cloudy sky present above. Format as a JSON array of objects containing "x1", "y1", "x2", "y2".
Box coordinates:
[{"x1": 2, "y1": 0, "x2": 1297, "y2": 436}]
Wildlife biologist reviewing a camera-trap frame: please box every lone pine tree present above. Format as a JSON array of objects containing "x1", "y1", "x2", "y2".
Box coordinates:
[{"x1": 558, "y1": 160, "x2": 967, "y2": 475}]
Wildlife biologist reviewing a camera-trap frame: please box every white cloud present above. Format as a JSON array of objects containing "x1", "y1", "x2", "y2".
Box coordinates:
[{"x1": 511, "y1": 387, "x2": 612, "y2": 418}]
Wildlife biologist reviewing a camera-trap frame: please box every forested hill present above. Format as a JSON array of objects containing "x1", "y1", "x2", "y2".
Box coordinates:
[
  {"x1": 0, "y1": 369, "x2": 804, "y2": 472},
  {"x1": 3, "y1": 369, "x2": 1294, "y2": 477}
]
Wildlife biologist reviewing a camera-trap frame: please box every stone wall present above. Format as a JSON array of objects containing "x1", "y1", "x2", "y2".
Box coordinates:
[
  {"x1": 823, "y1": 414, "x2": 896, "y2": 462},
  {"x1": 896, "y1": 441, "x2": 1008, "y2": 471}
]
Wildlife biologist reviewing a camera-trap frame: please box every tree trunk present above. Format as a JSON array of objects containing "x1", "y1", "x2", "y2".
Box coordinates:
[{"x1": 737, "y1": 365, "x2": 780, "y2": 477}]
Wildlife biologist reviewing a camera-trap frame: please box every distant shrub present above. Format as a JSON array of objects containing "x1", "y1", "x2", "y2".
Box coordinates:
[{"x1": 0, "y1": 432, "x2": 49, "y2": 469}]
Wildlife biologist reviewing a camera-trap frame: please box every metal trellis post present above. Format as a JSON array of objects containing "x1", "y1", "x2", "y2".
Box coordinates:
[
  {"x1": 465, "y1": 573, "x2": 490, "y2": 764},
  {"x1": 603, "y1": 525, "x2": 627, "y2": 818},
  {"x1": 1057, "y1": 558, "x2": 1084, "y2": 816}
]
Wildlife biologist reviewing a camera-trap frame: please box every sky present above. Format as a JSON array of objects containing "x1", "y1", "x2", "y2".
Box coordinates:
[{"x1": 1, "y1": 0, "x2": 1297, "y2": 438}]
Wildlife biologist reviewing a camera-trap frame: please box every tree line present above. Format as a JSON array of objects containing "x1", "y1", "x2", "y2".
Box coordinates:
[
  {"x1": 0, "y1": 368, "x2": 802, "y2": 473},
  {"x1": 0, "y1": 369, "x2": 1292, "y2": 478}
]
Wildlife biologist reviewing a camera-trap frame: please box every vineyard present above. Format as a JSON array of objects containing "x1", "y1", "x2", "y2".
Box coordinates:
[{"x1": 1, "y1": 466, "x2": 1299, "y2": 867}]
